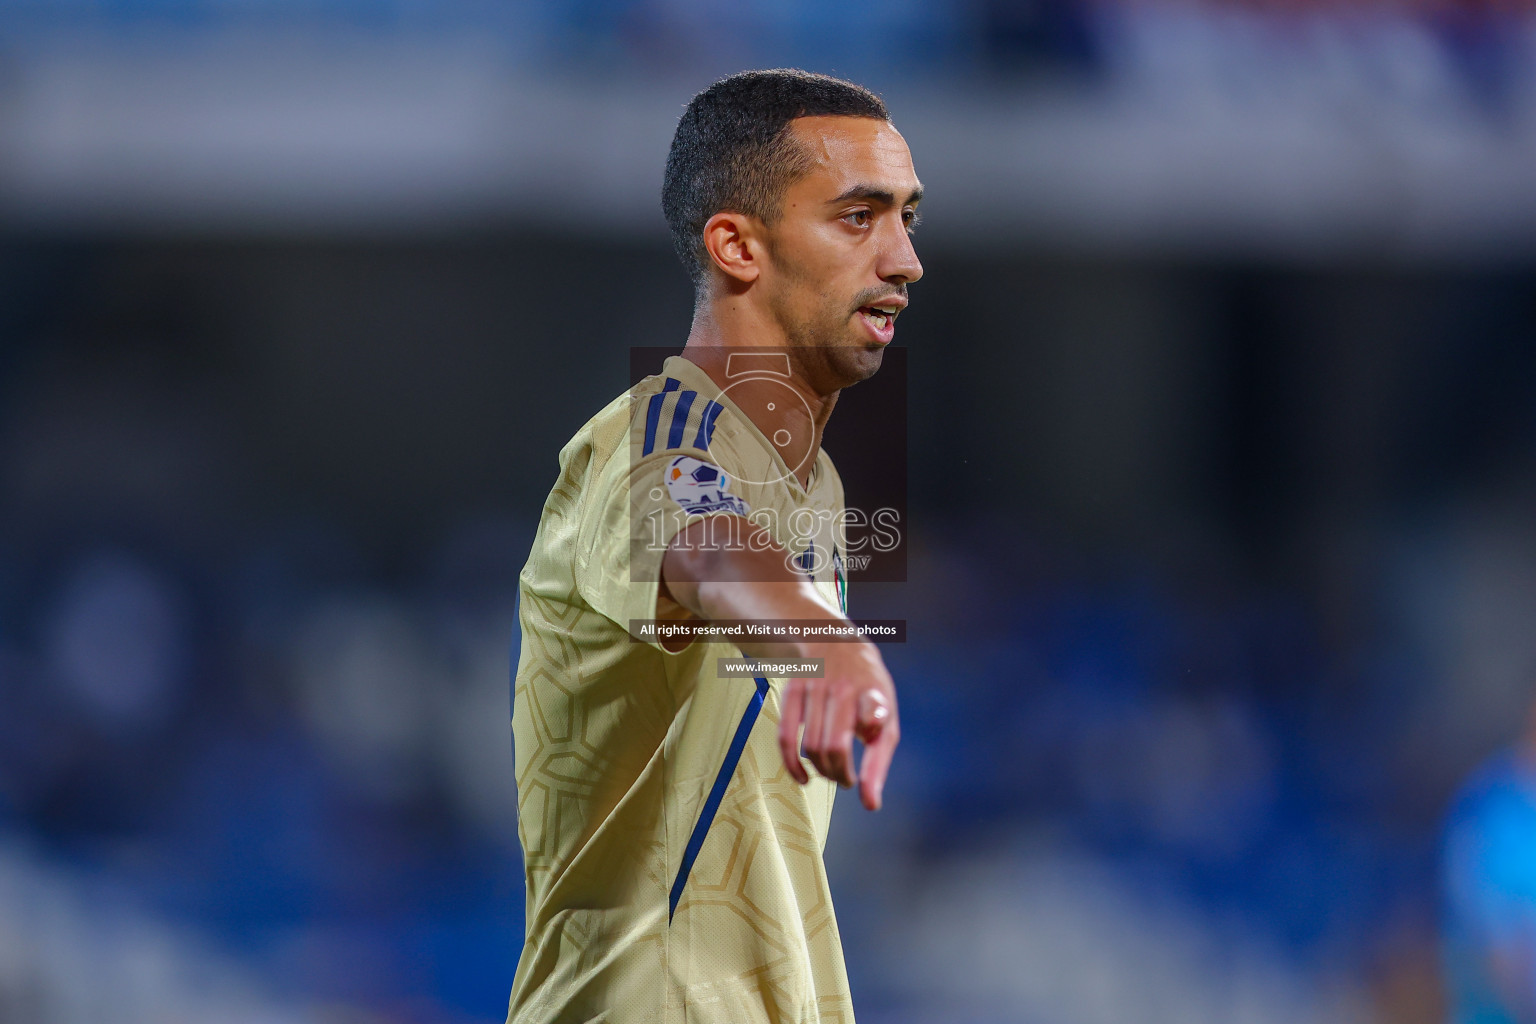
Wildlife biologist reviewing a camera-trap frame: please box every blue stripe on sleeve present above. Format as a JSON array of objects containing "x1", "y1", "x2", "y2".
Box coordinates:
[
  {"x1": 692, "y1": 400, "x2": 725, "y2": 451},
  {"x1": 642, "y1": 377, "x2": 682, "y2": 456},
  {"x1": 669, "y1": 675, "x2": 771, "y2": 922},
  {"x1": 667, "y1": 390, "x2": 698, "y2": 450}
]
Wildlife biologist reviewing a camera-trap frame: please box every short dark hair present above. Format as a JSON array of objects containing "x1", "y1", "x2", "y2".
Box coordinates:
[{"x1": 662, "y1": 69, "x2": 890, "y2": 290}]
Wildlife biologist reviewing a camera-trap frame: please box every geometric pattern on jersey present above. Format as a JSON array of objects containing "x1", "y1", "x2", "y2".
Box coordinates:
[
  {"x1": 670, "y1": 674, "x2": 770, "y2": 921},
  {"x1": 509, "y1": 354, "x2": 855, "y2": 1024}
]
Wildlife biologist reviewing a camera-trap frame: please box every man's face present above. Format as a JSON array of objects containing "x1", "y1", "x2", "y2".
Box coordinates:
[{"x1": 758, "y1": 115, "x2": 924, "y2": 393}]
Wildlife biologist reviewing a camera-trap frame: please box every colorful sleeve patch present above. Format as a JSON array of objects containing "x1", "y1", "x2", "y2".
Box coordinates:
[{"x1": 663, "y1": 455, "x2": 751, "y2": 516}]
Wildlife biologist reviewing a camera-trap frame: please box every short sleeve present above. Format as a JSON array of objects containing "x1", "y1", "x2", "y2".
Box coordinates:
[{"x1": 574, "y1": 446, "x2": 752, "y2": 648}]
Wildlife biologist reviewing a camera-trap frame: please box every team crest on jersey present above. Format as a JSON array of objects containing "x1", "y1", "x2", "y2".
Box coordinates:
[{"x1": 663, "y1": 455, "x2": 751, "y2": 516}]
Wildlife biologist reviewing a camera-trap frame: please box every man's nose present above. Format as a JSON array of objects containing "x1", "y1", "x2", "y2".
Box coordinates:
[{"x1": 879, "y1": 223, "x2": 923, "y2": 285}]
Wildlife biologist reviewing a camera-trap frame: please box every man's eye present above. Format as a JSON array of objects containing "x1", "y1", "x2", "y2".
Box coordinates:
[
  {"x1": 903, "y1": 209, "x2": 922, "y2": 233},
  {"x1": 845, "y1": 210, "x2": 871, "y2": 227}
]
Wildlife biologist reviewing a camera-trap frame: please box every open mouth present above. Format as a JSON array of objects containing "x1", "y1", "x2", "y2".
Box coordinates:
[{"x1": 857, "y1": 304, "x2": 901, "y2": 332}]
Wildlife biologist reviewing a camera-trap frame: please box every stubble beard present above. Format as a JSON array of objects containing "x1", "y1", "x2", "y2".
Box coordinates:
[{"x1": 765, "y1": 257, "x2": 884, "y2": 397}]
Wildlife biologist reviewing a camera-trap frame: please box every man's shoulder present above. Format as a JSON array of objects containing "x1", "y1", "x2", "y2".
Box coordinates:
[
  {"x1": 555, "y1": 376, "x2": 676, "y2": 479},
  {"x1": 541, "y1": 364, "x2": 777, "y2": 526}
]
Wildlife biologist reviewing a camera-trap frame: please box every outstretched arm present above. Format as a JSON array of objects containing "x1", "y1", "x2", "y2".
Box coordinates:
[{"x1": 660, "y1": 515, "x2": 898, "y2": 811}]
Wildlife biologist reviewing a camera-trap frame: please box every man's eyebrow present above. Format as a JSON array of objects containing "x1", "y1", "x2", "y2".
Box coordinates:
[{"x1": 828, "y1": 184, "x2": 924, "y2": 207}]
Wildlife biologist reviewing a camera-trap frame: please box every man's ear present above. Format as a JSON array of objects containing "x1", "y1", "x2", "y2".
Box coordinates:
[{"x1": 702, "y1": 211, "x2": 764, "y2": 285}]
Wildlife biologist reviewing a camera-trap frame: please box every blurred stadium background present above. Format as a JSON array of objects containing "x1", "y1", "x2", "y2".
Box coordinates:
[{"x1": 4, "y1": 2, "x2": 1536, "y2": 1022}]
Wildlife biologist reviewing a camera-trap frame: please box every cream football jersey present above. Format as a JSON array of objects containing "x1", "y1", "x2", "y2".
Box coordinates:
[{"x1": 509, "y1": 353, "x2": 855, "y2": 1024}]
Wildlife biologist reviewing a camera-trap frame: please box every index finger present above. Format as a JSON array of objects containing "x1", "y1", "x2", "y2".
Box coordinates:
[{"x1": 857, "y1": 725, "x2": 898, "y2": 811}]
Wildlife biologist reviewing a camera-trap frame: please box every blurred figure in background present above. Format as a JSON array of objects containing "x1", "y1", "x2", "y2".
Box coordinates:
[{"x1": 1444, "y1": 697, "x2": 1536, "y2": 1024}]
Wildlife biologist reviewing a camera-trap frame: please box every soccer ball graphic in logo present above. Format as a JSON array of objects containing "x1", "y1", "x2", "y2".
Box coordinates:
[{"x1": 664, "y1": 455, "x2": 750, "y2": 516}]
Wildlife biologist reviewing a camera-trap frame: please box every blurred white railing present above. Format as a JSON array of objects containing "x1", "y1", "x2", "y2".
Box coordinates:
[{"x1": 1, "y1": 16, "x2": 1534, "y2": 257}]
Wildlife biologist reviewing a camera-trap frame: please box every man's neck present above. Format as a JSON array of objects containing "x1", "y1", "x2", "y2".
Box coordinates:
[{"x1": 681, "y1": 301, "x2": 838, "y2": 490}]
